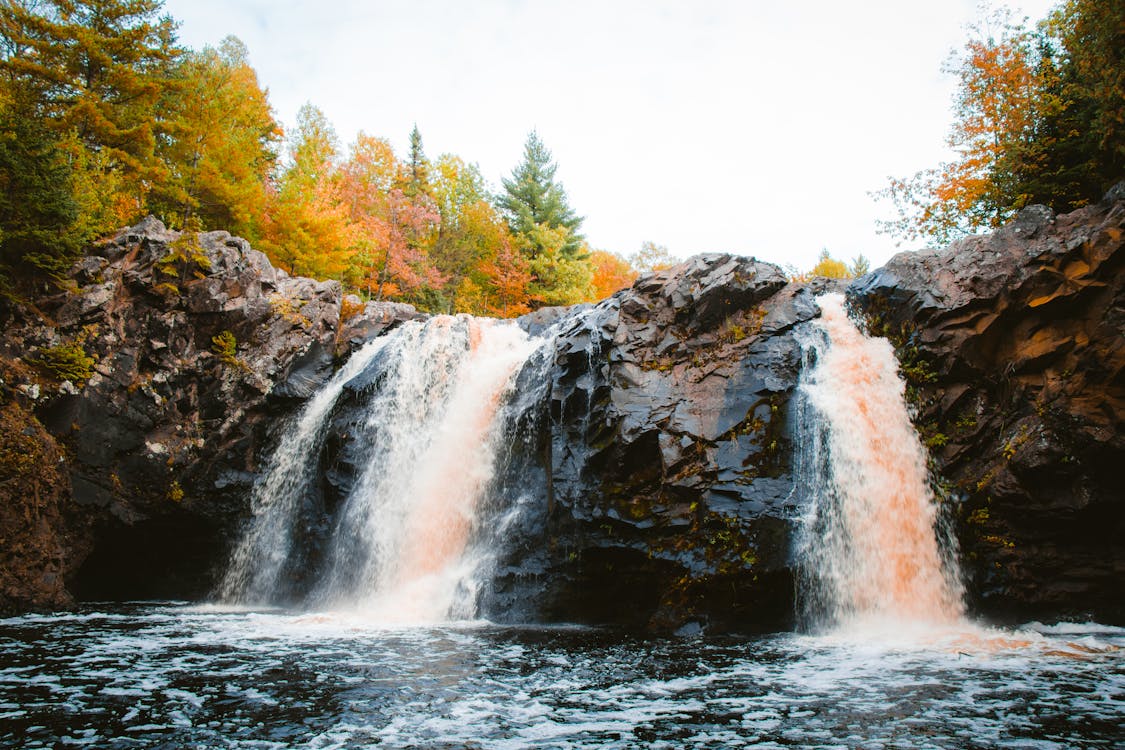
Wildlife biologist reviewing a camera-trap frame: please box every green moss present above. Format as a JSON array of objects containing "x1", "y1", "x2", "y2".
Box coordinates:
[{"x1": 30, "y1": 342, "x2": 96, "y2": 383}]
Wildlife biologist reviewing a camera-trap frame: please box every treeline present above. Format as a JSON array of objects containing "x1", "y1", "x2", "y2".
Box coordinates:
[
  {"x1": 0, "y1": 0, "x2": 671, "y2": 314},
  {"x1": 878, "y1": 0, "x2": 1124, "y2": 245}
]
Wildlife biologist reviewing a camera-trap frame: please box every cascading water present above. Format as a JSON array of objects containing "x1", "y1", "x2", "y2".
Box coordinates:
[
  {"x1": 794, "y1": 293, "x2": 964, "y2": 632},
  {"x1": 219, "y1": 315, "x2": 543, "y2": 623},
  {"x1": 218, "y1": 335, "x2": 393, "y2": 604}
]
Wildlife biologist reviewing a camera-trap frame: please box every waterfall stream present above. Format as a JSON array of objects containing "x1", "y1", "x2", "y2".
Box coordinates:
[
  {"x1": 794, "y1": 293, "x2": 965, "y2": 632},
  {"x1": 219, "y1": 315, "x2": 542, "y2": 623}
]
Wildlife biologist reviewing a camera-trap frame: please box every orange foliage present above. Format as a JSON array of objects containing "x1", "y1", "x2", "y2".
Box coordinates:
[{"x1": 589, "y1": 250, "x2": 637, "y2": 300}]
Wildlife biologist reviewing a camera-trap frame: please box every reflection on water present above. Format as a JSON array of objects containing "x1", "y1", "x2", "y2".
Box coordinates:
[{"x1": 0, "y1": 604, "x2": 1122, "y2": 748}]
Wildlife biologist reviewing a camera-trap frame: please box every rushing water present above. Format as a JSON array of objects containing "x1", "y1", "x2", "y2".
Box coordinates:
[
  {"x1": 794, "y1": 293, "x2": 964, "y2": 631},
  {"x1": 1, "y1": 603, "x2": 1122, "y2": 748},
  {"x1": 221, "y1": 315, "x2": 541, "y2": 622}
]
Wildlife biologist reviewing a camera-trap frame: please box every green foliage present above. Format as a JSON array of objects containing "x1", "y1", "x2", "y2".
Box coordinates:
[
  {"x1": 31, "y1": 342, "x2": 96, "y2": 383},
  {"x1": 402, "y1": 124, "x2": 430, "y2": 197},
  {"x1": 210, "y1": 329, "x2": 239, "y2": 366},
  {"x1": 523, "y1": 224, "x2": 594, "y2": 306},
  {"x1": 498, "y1": 130, "x2": 584, "y2": 257},
  {"x1": 157, "y1": 222, "x2": 211, "y2": 285},
  {"x1": 849, "y1": 254, "x2": 871, "y2": 277},
  {"x1": 0, "y1": 97, "x2": 84, "y2": 278}
]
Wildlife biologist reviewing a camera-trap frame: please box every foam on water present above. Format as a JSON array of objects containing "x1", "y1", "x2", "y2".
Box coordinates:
[{"x1": 1, "y1": 603, "x2": 1121, "y2": 748}]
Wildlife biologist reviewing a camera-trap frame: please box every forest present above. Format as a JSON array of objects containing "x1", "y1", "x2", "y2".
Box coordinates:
[{"x1": 0, "y1": 0, "x2": 1121, "y2": 315}]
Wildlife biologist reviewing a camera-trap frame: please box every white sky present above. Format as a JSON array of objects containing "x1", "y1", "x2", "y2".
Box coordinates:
[{"x1": 162, "y1": 0, "x2": 1059, "y2": 272}]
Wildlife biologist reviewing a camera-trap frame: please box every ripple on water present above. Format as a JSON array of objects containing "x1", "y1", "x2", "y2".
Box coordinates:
[{"x1": 0, "y1": 604, "x2": 1122, "y2": 748}]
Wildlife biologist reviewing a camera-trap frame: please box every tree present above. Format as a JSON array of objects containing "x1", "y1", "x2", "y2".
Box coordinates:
[
  {"x1": 0, "y1": 95, "x2": 83, "y2": 277},
  {"x1": 498, "y1": 130, "x2": 584, "y2": 257},
  {"x1": 152, "y1": 36, "x2": 280, "y2": 238},
  {"x1": 876, "y1": 0, "x2": 1125, "y2": 246},
  {"x1": 259, "y1": 103, "x2": 354, "y2": 279},
  {"x1": 876, "y1": 7, "x2": 1046, "y2": 245},
  {"x1": 849, "y1": 254, "x2": 871, "y2": 277},
  {"x1": 402, "y1": 124, "x2": 430, "y2": 197},
  {"x1": 589, "y1": 249, "x2": 637, "y2": 299},
  {"x1": 0, "y1": 0, "x2": 182, "y2": 227},
  {"x1": 809, "y1": 249, "x2": 851, "y2": 279},
  {"x1": 629, "y1": 240, "x2": 675, "y2": 272},
  {"x1": 521, "y1": 223, "x2": 594, "y2": 307},
  {"x1": 336, "y1": 132, "x2": 443, "y2": 302}
]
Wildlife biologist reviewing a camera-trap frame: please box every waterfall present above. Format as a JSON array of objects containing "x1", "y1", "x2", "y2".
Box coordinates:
[
  {"x1": 218, "y1": 335, "x2": 393, "y2": 604},
  {"x1": 219, "y1": 315, "x2": 543, "y2": 623},
  {"x1": 794, "y1": 293, "x2": 964, "y2": 631}
]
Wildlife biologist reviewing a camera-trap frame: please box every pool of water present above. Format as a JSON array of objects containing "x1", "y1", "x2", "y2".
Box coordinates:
[{"x1": 1, "y1": 604, "x2": 1122, "y2": 748}]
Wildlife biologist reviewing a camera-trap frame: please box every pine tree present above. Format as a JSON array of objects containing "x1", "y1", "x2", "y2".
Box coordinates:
[
  {"x1": 498, "y1": 130, "x2": 584, "y2": 257},
  {"x1": 0, "y1": 93, "x2": 83, "y2": 278},
  {"x1": 403, "y1": 124, "x2": 430, "y2": 197},
  {"x1": 0, "y1": 0, "x2": 181, "y2": 180}
]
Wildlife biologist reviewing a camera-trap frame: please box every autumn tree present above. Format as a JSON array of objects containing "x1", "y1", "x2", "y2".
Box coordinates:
[
  {"x1": 877, "y1": 7, "x2": 1047, "y2": 245},
  {"x1": 336, "y1": 132, "x2": 443, "y2": 303},
  {"x1": 589, "y1": 249, "x2": 637, "y2": 299},
  {"x1": 0, "y1": 0, "x2": 182, "y2": 273},
  {"x1": 260, "y1": 103, "x2": 354, "y2": 279},
  {"x1": 429, "y1": 154, "x2": 519, "y2": 313},
  {"x1": 809, "y1": 249, "x2": 851, "y2": 279},
  {"x1": 629, "y1": 240, "x2": 675, "y2": 272},
  {"x1": 0, "y1": 0, "x2": 181, "y2": 231},
  {"x1": 877, "y1": 1, "x2": 1125, "y2": 246},
  {"x1": 151, "y1": 36, "x2": 280, "y2": 239}
]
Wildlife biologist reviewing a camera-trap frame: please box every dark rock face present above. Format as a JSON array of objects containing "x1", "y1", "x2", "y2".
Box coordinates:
[
  {"x1": 850, "y1": 192, "x2": 1125, "y2": 624},
  {"x1": 0, "y1": 218, "x2": 418, "y2": 609},
  {"x1": 486, "y1": 256, "x2": 844, "y2": 632}
]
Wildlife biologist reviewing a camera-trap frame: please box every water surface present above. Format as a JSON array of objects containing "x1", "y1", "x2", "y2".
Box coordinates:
[{"x1": 1, "y1": 604, "x2": 1122, "y2": 748}]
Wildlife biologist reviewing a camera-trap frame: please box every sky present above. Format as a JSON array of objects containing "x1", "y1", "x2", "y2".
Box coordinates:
[{"x1": 161, "y1": 0, "x2": 1059, "y2": 272}]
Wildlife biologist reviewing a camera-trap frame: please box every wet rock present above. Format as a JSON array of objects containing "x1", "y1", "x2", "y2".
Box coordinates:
[{"x1": 486, "y1": 255, "x2": 814, "y2": 633}]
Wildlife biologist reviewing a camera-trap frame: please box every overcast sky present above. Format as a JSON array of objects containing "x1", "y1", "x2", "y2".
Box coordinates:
[{"x1": 161, "y1": 0, "x2": 1059, "y2": 272}]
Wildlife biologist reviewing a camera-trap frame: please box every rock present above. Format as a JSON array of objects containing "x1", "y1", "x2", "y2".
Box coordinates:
[
  {"x1": 849, "y1": 189, "x2": 1125, "y2": 624},
  {"x1": 480, "y1": 255, "x2": 811, "y2": 633},
  {"x1": 0, "y1": 217, "x2": 415, "y2": 605}
]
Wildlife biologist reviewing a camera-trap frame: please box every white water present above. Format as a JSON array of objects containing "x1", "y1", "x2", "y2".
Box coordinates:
[
  {"x1": 218, "y1": 335, "x2": 393, "y2": 604},
  {"x1": 312, "y1": 316, "x2": 540, "y2": 621},
  {"x1": 795, "y1": 293, "x2": 965, "y2": 633},
  {"x1": 220, "y1": 315, "x2": 542, "y2": 623}
]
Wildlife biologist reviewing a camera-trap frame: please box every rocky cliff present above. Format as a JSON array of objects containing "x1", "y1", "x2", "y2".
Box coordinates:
[
  {"x1": 1, "y1": 189, "x2": 1121, "y2": 630},
  {"x1": 0, "y1": 218, "x2": 419, "y2": 612}
]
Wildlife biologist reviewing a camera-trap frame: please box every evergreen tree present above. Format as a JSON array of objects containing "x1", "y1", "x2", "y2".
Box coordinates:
[
  {"x1": 0, "y1": 94, "x2": 83, "y2": 277},
  {"x1": 403, "y1": 124, "x2": 430, "y2": 197},
  {"x1": 0, "y1": 0, "x2": 181, "y2": 180},
  {"x1": 498, "y1": 130, "x2": 584, "y2": 257}
]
